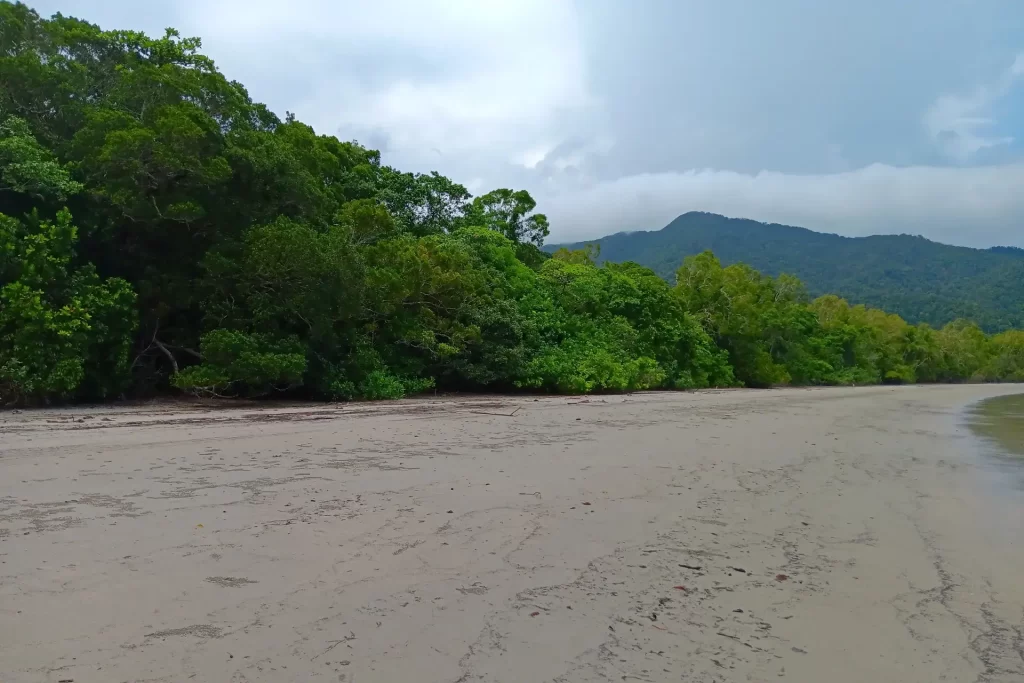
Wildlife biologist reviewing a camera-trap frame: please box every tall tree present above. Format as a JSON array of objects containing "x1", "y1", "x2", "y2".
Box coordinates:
[{"x1": 466, "y1": 188, "x2": 550, "y2": 246}]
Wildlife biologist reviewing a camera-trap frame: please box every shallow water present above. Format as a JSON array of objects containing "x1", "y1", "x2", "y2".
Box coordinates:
[{"x1": 966, "y1": 392, "x2": 1024, "y2": 490}]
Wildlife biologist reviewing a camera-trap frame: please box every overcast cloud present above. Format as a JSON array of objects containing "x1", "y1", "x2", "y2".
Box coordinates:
[{"x1": 31, "y1": 0, "x2": 1024, "y2": 246}]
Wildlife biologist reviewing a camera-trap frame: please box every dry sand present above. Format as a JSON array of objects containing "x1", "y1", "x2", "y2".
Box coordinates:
[{"x1": 2, "y1": 385, "x2": 1024, "y2": 683}]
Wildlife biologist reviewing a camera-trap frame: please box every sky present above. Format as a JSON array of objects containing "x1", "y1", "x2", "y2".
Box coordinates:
[{"x1": 28, "y1": 0, "x2": 1024, "y2": 247}]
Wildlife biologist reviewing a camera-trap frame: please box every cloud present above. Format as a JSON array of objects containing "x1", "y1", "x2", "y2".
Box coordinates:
[
  {"x1": 35, "y1": 0, "x2": 598, "y2": 181},
  {"x1": 177, "y1": 0, "x2": 597, "y2": 178},
  {"x1": 542, "y1": 163, "x2": 1024, "y2": 249},
  {"x1": 27, "y1": 0, "x2": 1024, "y2": 247},
  {"x1": 924, "y1": 53, "x2": 1024, "y2": 162}
]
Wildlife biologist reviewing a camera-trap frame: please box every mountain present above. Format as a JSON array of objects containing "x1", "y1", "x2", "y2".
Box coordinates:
[{"x1": 548, "y1": 212, "x2": 1024, "y2": 332}]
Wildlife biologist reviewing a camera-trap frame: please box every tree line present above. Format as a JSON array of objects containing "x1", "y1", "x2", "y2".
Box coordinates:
[
  {"x1": 1, "y1": 2, "x2": 1022, "y2": 404},
  {"x1": 555, "y1": 211, "x2": 1024, "y2": 333}
]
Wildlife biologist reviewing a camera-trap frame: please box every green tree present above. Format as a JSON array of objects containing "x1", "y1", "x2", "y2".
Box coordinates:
[
  {"x1": 466, "y1": 188, "x2": 550, "y2": 246},
  {"x1": 1, "y1": 2, "x2": 1019, "y2": 404},
  {"x1": 986, "y1": 331, "x2": 1024, "y2": 381},
  {"x1": 0, "y1": 105, "x2": 135, "y2": 403},
  {"x1": 0, "y1": 209, "x2": 135, "y2": 403},
  {"x1": 935, "y1": 320, "x2": 989, "y2": 382},
  {"x1": 377, "y1": 168, "x2": 471, "y2": 236},
  {"x1": 0, "y1": 115, "x2": 82, "y2": 199},
  {"x1": 675, "y1": 252, "x2": 799, "y2": 387}
]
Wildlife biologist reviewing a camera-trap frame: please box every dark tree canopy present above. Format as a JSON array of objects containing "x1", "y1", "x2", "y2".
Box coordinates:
[{"x1": 2, "y1": 2, "x2": 1022, "y2": 405}]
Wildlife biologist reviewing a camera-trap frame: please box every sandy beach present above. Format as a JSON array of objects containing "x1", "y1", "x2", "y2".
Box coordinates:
[{"x1": 2, "y1": 385, "x2": 1023, "y2": 683}]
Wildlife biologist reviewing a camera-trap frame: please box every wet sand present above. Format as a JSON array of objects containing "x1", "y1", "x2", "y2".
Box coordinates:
[
  {"x1": 967, "y1": 394, "x2": 1024, "y2": 493},
  {"x1": 2, "y1": 385, "x2": 1024, "y2": 682}
]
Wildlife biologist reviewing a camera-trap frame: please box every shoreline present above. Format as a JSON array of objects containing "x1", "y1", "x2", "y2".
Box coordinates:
[
  {"x1": 1, "y1": 380, "x2": 1017, "y2": 418},
  {"x1": 960, "y1": 392, "x2": 1024, "y2": 496},
  {"x1": 2, "y1": 385, "x2": 1024, "y2": 682}
]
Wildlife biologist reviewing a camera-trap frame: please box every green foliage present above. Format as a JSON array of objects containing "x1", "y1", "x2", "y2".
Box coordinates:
[
  {"x1": 669, "y1": 250, "x2": 1024, "y2": 389},
  {"x1": 551, "y1": 211, "x2": 1024, "y2": 332},
  {"x1": 516, "y1": 256, "x2": 732, "y2": 392},
  {"x1": 377, "y1": 168, "x2": 471, "y2": 237},
  {"x1": 985, "y1": 331, "x2": 1024, "y2": 381},
  {"x1": 0, "y1": 115, "x2": 82, "y2": 199},
  {"x1": 1, "y1": 3, "x2": 1021, "y2": 404},
  {"x1": 0, "y1": 210, "x2": 135, "y2": 403},
  {"x1": 675, "y1": 252, "x2": 807, "y2": 387},
  {"x1": 467, "y1": 188, "x2": 550, "y2": 246},
  {"x1": 358, "y1": 371, "x2": 435, "y2": 400},
  {"x1": 551, "y1": 243, "x2": 600, "y2": 266},
  {"x1": 170, "y1": 330, "x2": 306, "y2": 397}
]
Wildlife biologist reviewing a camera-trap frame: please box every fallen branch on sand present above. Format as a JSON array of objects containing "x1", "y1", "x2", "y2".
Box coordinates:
[{"x1": 468, "y1": 407, "x2": 521, "y2": 417}]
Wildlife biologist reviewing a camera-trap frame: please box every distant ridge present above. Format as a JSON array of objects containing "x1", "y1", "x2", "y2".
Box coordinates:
[{"x1": 548, "y1": 212, "x2": 1024, "y2": 331}]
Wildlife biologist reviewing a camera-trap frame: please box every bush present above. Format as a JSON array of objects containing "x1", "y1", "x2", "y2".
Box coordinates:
[
  {"x1": 171, "y1": 330, "x2": 306, "y2": 397},
  {"x1": 0, "y1": 211, "x2": 135, "y2": 404}
]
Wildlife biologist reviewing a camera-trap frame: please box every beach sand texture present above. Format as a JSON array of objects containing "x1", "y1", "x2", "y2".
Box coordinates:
[{"x1": 2, "y1": 385, "x2": 1023, "y2": 682}]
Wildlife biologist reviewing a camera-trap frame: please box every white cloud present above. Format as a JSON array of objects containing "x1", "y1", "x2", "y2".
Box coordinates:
[
  {"x1": 924, "y1": 53, "x2": 1024, "y2": 161},
  {"x1": 542, "y1": 163, "x2": 1024, "y2": 248},
  {"x1": 516, "y1": 145, "x2": 555, "y2": 170},
  {"x1": 180, "y1": 0, "x2": 595, "y2": 174}
]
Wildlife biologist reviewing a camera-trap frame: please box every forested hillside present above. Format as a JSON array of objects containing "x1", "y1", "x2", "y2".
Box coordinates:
[
  {"x1": 2, "y1": 2, "x2": 1024, "y2": 405},
  {"x1": 551, "y1": 212, "x2": 1024, "y2": 331}
]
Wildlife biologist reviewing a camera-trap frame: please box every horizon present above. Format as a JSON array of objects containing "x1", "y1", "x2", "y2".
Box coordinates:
[{"x1": 25, "y1": 1, "x2": 1024, "y2": 248}]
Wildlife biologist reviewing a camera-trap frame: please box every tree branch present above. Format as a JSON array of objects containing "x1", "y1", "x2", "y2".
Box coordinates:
[
  {"x1": 152, "y1": 337, "x2": 179, "y2": 374},
  {"x1": 165, "y1": 343, "x2": 203, "y2": 359}
]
